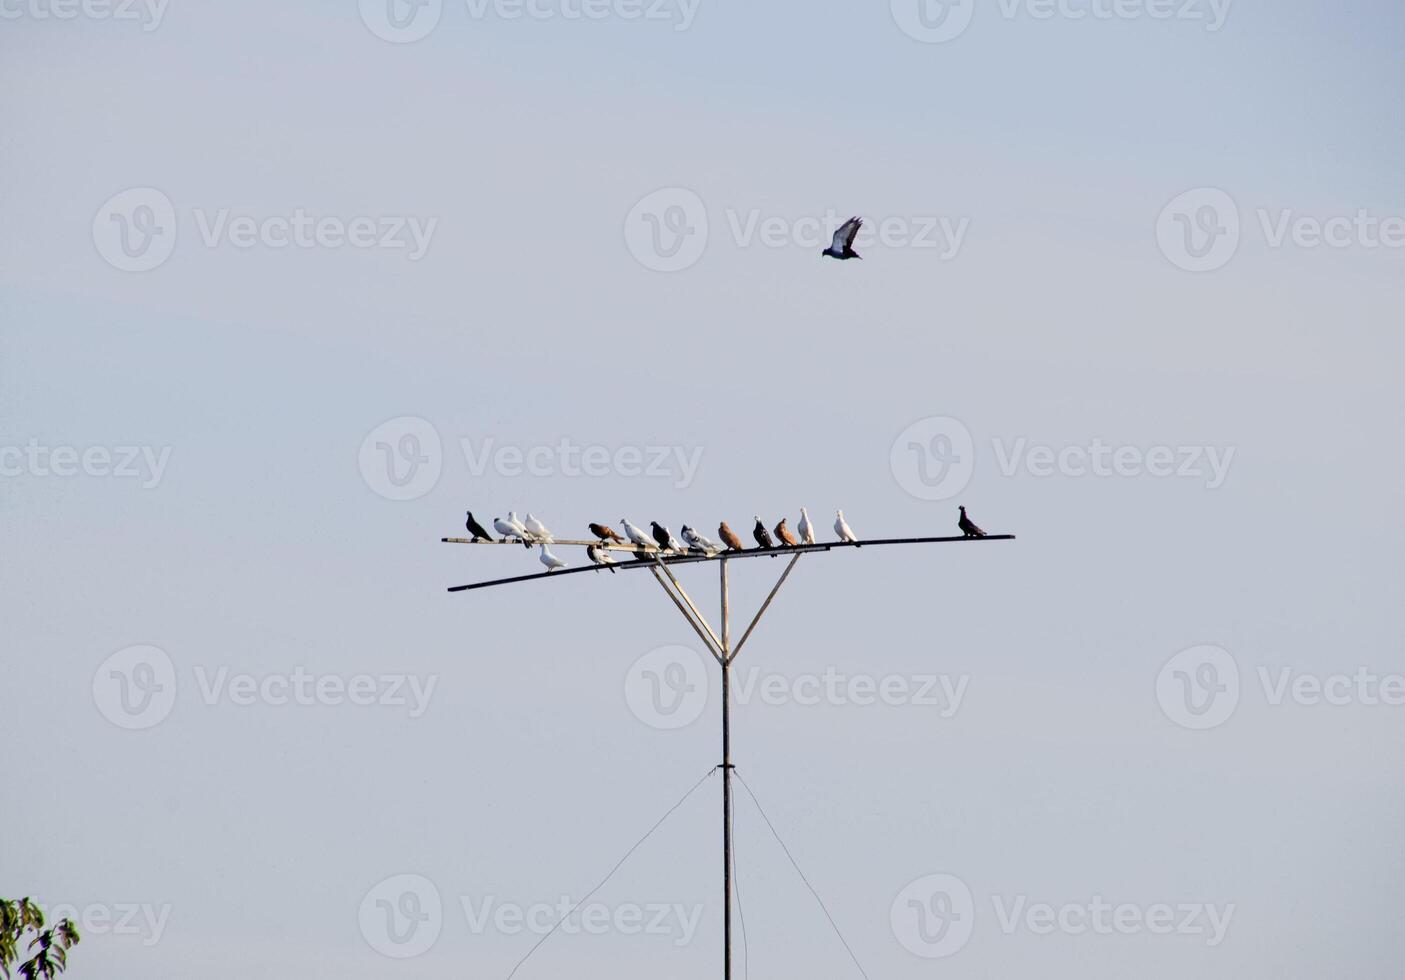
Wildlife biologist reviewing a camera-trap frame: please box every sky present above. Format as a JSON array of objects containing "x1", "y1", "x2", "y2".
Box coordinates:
[{"x1": 2, "y1": 0, "x2": 1403, "y2": 977}]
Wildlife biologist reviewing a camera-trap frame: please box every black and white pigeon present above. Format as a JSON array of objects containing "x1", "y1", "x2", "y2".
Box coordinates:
[
  {"x1": 650, "y1": 521, "x2": 683, "y2": 554},
  {"x1": 958, "y1": 506, "x2": 987, "y2": 538},
  {"x1": 821, "y1": 216, "x2": 863, "y2": 260},
  {"x1": 465, "y1": 511, "x2": 493, "y2": 542},
  {"x1": 753, "y1": 516, "x2": 776, "y2": 551},
  {"x1": 681, "y1": 525, "x2": 722, "y2": 555},
  {"x1": 586, "y1": 544, "x2": 617, "y2": 573}
]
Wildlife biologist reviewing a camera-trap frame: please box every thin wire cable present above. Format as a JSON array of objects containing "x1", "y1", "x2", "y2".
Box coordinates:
[
  {"x1": 504, "y1": 768, "x2": 716, "y2": 980},
  {"x1": 730, "y1": 786, "x2": 749, "y2": 980},
  {"x1": 733, "y1": 771, "x2": 871, "y2": 980}
]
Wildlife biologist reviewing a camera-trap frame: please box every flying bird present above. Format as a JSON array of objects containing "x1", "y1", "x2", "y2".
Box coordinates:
[
  {"x1": 834, "y1": 509, "x2": 859, "y2": 546},
  {"x1": 682, "y1": 525, "x2": 721, "y2": 555},
  {"x1": 958, "y1": 506, "x2": 987, "y2": 538},
  {"x1": 464, "y1": 511, "x2": 493, "y2": 543},
  {"x1": 718, "y1": 522, "x2": 744, "y2": 552},
  {"x1": 586, "y1": 544, "x2": 617, "y2": 573},
  {"x1": 621, "y1": 518, "x2": 655, "y2": 552},
  {"x1": 523, "y1": 513, "x2": 554, "y2": 543},
  {"x1": 589, "y1": 522, "x2": 625, "y2": 545},
  {"x1": 797, "y1": 507, "x2": 816, "y2": 545},
  {"x1": 753, "y1": 517, "x2": 775, "y2": 551},
  {"x1": 494, "y1": 514, "x2": 532, "y2": 549},
  {"x1": 538, "y1": 544, "x2": 568, "y2": 572},
  {"x1": 822, "y1": 216, "x2": 863, "y2": 260},
  {"x1": 775, "y1": 518, "x2": 798, "y2": 547}
]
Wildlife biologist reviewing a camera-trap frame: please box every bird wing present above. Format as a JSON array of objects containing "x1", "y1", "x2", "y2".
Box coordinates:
[{"x1": 835, "y1": 216, "x2": 861, "y2": 250}]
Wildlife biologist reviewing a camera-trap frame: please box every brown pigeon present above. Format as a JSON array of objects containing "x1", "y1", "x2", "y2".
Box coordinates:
[
  {"x1": 589, "y1": 522, "x2": 625, "y2": 544},
  {"x1": 718, "y1": 522, "x2": 744, "y2": 552},
  {"x1": 775, "y1": 518, "x2": 798, "y2": 547}
]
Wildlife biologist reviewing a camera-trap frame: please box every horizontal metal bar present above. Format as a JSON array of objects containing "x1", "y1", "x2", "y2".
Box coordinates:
[{"x1": 444, "y1": 534, "x2": 1015, "y2": 593}]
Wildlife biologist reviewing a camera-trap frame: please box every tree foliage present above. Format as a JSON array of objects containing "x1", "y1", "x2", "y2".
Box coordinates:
[{"x1": 0, "y1": 899, "x2": 80, "y2": 980}]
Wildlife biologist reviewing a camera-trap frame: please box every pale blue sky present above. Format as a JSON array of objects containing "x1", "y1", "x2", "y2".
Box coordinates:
[{"x1": 2, "y1": 1, "x2": 1403, "y2": 977}]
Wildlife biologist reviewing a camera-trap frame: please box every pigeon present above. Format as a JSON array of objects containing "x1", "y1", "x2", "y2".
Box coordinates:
[
  {"x1": 494, "y1": 514, "x2": 532, "y2": 549},
  {"x1": 958, "y1": 506, "x2": 987, "y2": 538},
  {"x1": 650, "y1": 521, "x2": 683, "y2": 554},
  {"x1": 834, "y1": 509, "x2": 859, "y2": 546},
  {"x1": 682, "y1": 525, "x2": 722, "y2": 555},
  {"x1": 797, "y1": 507, "x2": 816, "y2": 545},
  {"x1": 621, "y1": 518, "x2": 655, "y2": 553},
  {"x1": 821, "y1": 216, "x2": 863, "y2": 260},
  {"x1": 465, "y1": 511, "x2": 493, "y2": 543},
  {"x1": 589, "y1": 522, "x2": 625, "y2": 545},
  {"x1": 753, "y1": 516, "x2": 776, "y2": 551},
  {"x1": 523, "y1": 513, "x2": 554, "y2": 544},
  {"x1": 538, "y1": 544, "x2": 567, "y2": 572},
  {"x1": 586, "y1": 544, "x2": 617, "y2": 573},
  {"x1": 775, "y1": 518, "x2": 798, "y2": 547},
  {"x1": 718, "y1": 522, "x2": 745, "y2": 552}
]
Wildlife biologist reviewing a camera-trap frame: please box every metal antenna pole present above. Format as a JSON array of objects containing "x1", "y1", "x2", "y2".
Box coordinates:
[{"x1": 720, "y1": 557, "x2": 733, "y2": 980}]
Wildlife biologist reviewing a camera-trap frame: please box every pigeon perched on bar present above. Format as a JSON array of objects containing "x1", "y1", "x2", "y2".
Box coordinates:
[
  {"x1": 797, "y1": 508, "x2": 816, "y2": 545},
  {"x1": 495, "y1": 514, "x2": 532, "y2": 548},
  {"x1": 589, "y1": 523, "x2": 625, "y2": 545},
  {"x1": 621, "y1": 519, "x2": 655, "y2": 552},
  {"x1": 465, "y1": 511, "x2": 493, "y2": 542},
  {"x1": 524, "y1": 514, "x2": 553, "y2": 544},
  {"x1": 650, "y1": 521, "x2": 684, "y2": 554},
  {"x1": 753, "y1": 517, "x2": 775, "y2": 551},
  {"x1": 586, "y1": 544, "x2": 617, "y2": 572},
  {"x1": 958, "y1": 506, "x2": 987, "y2": 538},
  {"x1": 774, "y1": 518, "x2": 798, "y2": 547},
  {"x1": 538, "y1": 544, "x2": 567, "y2": 571},
  {"x1": 822, "y1": 216, "x2": 863, "y2": 260},
  {"x1": 718, "y1": 522, "x2": 744, "y2": 552},
  {"x1": 834, "y1": 510, "x2": 859, "y2": 546},
  {"x1": 682, "y1": 525, "x2": 721, "y2": 555}
]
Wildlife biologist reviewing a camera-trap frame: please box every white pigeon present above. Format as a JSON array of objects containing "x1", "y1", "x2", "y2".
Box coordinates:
[
  {"x1": 494, "y1": 515, "x2": 531, "y2": 548},
  {"x1": 681, "y1": 525, "x2": 721, "y2": 555},
  {"x1": 539, "y1": 544, "x2": 567, "y2": 572},
  {"x1": 620, "y1": 518, "x2": 655, "y2": 552},
  {"x1": 523, "y1": 513, "x2": 553, "y2": 543},
  {"x1": 797, "y1": 508, "x2": 817, "y2": 545},
  {"x1": 586, "y1": 544, "x2": 617, "y2": 572},
  {"x1": 506, "y1": 511, "x2": 533, "y2": 540},
  {"x1": 834, "y1": 509, "x2": 858, "y2": 545}
]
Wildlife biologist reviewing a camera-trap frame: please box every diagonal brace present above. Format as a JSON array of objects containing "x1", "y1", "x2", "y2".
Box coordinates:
[
  {"x1": 649, "y1": 567, "x2": 725, "y2": 664},
  {"x1": 728, "y1": 553, "x2": 802, "y2": 663}
]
